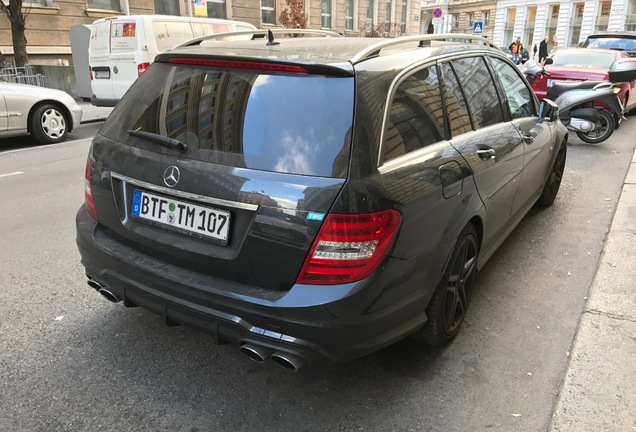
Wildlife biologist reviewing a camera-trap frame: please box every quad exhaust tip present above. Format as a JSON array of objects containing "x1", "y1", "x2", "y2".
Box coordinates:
[
  {"x1": 271, "y1": 351, "x2": 304, "y2": 372},
  {"x1": 240, "y1": 343, "x2": 274, "y2": 363}
]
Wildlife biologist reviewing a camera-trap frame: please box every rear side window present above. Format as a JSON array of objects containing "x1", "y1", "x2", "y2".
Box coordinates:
[
  {"x1": 488, "y1": 57, "x2": 536, "y2": 119},
  {"x1": 439, "y1": 63, "x2": 473, "y2": 137},
  {"x1": 449, "y1": 57, "x2": 505, "y2": 129},
  {"x1": 100, "y1": 63, "x2": 354, "y2": 178},
  {"x1": 383, "y1": 65, "x2": 445, "y2": 162}
]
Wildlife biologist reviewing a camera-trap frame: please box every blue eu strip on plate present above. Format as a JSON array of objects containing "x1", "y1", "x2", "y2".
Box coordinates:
[{"x1": 131, "y1": 190, "x2": 142, "y2": 216}]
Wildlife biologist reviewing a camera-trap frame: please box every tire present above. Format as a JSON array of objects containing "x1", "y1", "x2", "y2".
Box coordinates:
[
  {"x1": 536, "y1": 144, "x2": 567, "y2": 208},
  {"x1": 29, "y1": 103, "x2": 68, "y2": 144},
  {"x1": 575, "y1": 109, "x2": 614, "y2": 144},
  {"x1": 417, "y1": 223, "x2": 479, "y2": 346}
]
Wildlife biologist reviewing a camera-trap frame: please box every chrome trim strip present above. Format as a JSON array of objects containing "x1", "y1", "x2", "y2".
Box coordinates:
[{"x1": 111, "y1": 172, "x2": 259, "y2": 211}]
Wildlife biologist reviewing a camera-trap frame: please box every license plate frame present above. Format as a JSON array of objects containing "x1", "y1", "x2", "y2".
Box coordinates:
[
  {"x1": 547, "y1": 79, "x2": 579, "y2": 87},
  {"x1": 94, "y1": 70, "x2": 110, "y2": 79},
  {"x1": 131, "y1": 189, "x2": 230, "y2": 243}
]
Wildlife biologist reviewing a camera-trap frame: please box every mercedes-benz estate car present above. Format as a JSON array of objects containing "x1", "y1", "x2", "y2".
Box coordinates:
[{"x1": 76, "y1": 32, "x2": 567, "y2": 371}]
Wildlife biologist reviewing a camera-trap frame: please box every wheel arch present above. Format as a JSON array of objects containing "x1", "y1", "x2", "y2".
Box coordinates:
[{"x1": 27, "y1": 100, "x2": 74, "y2": 135}]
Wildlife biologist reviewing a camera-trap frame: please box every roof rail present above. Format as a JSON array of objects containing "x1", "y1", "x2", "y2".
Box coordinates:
[
  {"x1": 173, "y1": 28, "x2": 342, "y2": 49},
  {"x1": 350, "y1": 33, "x2": 500, "y2": 64}
]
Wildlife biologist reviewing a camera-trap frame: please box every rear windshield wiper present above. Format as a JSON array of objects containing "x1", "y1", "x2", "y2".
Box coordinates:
[{"x1": 126, "y1": 129, "x2": 187, "y2": 152}]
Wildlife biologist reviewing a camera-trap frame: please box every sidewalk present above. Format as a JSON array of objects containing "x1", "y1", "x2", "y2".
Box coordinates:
[
  {"x1": 549, "y1": 151, "x2": 636, "y2": 431},
  {"x1": 79, "y1": 101, "x2": 113, "y2": 124}
]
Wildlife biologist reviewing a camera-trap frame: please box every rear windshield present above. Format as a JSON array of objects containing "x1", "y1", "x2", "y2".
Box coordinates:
[
  {"x1": 550, "y1": 50, "x2": 618, "y2": 68},
  {"x1": 100, "y1": 62, "x2": 355, "y2": 178},
  {"x1": 583, "y1": 36, "x2": 636, "y2": 51}
]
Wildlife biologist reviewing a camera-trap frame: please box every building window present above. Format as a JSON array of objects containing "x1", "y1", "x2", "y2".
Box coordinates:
[
  {"x1": 504, "y1": 8, "x2": 516, "y2": 45},
  {"x1": 367, "y1": 0, "x2": 374, "y2": 32},
  {"x1": 345, "y1": 0, "x2": 354, "y2": 31},
  {"x1": 465, "y1": 12, "x2": 473, "y2": 28},
  {"x1": 545, "y1": 4, "x2": 559, "y2": 43},
  {"x1": 155, "y1": 0, "x2": 179, "y2": 15},
  {"x1": 524, "y1": 6, "x2": 536, "y2": 49},
  {"x1": 596, "y1": 0, "x2": 611, "y2": 31},
  {"x1": 385, "y1": 0, "x2": 392, "y2": 32},
  {"x1": 206, "y1": 0, "x2": 226, "y2": 18},
  {"x1": 450, "y1": 13, "x2": 458, "y2": 29},
  {"x1": 401, "y1": 0, "x2": 408, "y2": 33},
  {"x1": 628, "y1": 0, "x2": 636, "y2": 31},
  {"x1": 569, "y1": 2, "x2": 584, "y2": 46},
  {"x1": 321, "y1": 0, "x2": 332, "y2": 28},
  {"x1": 88, "y1": 0, "x2": 121, "y2": 11},
  {"x1": 482, "y1": 10, "x2": 489, "y2": 26},
  {"x1": 262, "y1": 0, "x2": 276, "y2": 25}
]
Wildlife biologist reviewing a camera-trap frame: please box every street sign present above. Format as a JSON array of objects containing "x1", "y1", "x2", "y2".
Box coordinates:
[
  {"x1": 432, "y1": 7, "x2": 443, "y2": 19},
  {"x1": 432, "y1": 17, "x2": 443, "y2": 26},
  {"x1": 473, "y1": 21, "x2": 483, "y2": 34}
]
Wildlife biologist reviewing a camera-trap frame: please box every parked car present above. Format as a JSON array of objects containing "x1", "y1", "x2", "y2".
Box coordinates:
[
  {"x1": 580, "y1": 31, "x2": 636, "y2": 57},
  {"x1": 89, "y1": 14, "x2": 257, "y2": 107},
  {"x1": 76, "y1": 32, "x2": 567, "y2": 370},
  {"x1": 500, "y1": 46, "x2": 530, "y2": 64},
  {"x1": 0, "y1": 80, "x2": 82, "y2": 144},
  {"x1": 529, "y1": 47, "x2": 636, "y2": 113}
]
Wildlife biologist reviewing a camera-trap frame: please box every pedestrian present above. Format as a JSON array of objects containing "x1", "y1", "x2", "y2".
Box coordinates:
[
  {"x1": 539, "y1": 36, "x2": 549, "y2": 63},
  {"x1": 509, "y1": 37, "x2": 523, "y2": 64}
]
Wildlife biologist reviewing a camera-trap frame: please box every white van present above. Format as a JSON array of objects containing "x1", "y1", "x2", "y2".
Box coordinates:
[{"x1": 88, "y1": 14, "x2": 257, "y2": 106}]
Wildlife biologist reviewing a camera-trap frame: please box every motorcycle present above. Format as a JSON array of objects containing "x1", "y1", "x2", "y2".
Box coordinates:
[{"x1": 520, "y1": 58, "x2": 636, "y2": 144}]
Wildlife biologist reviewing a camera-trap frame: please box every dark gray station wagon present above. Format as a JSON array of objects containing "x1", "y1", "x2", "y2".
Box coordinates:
[{"x1": 76, "y1": 32, "x2": 567, "y2": 371}]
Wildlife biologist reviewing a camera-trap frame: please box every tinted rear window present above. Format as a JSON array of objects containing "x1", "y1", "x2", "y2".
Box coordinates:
[
  {"x1": 100, "y1": 63, "x2": 354, "y2": 178},
  {"x1": 584, "y1": 36, "x2": 636, "y2": 51}
]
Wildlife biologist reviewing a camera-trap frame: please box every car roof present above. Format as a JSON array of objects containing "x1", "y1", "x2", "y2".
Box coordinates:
[
  {"x1": 157, "y1": 33, "x2": 507, "y2": 73},
  {"x1": 585, "y1": 31, "x2": 636, "y2": 39}
]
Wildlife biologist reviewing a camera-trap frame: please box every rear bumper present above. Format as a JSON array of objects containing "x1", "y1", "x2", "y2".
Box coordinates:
[
  {"x1": 75, "y1": 206, "x2": 439, "y2": 366},
  {"x1": 91, "y1": 95, "x2": 119, "y2": 107}
]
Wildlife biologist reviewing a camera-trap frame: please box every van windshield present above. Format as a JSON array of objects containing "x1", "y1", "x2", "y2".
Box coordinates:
[{"x1": 99, "y1": 62, "x2": 355, "y2": 178}]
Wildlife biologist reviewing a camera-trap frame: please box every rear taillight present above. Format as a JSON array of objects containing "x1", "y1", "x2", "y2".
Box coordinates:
[
  {"x1": 84, "y1": 158, "x2": 98, "y2": 221},
  {"x1": 167, "y1": 57, "x2": 309, "y2": 74},
  {"x1": 137, "y1": 62, "x2": 150, "y2": 76},
  {"x1": 296, "y1": 210, "x2": 401, "y2": 285},
  {"x1": 89, "y1": 66, "x2": 93, "y2": 81}
]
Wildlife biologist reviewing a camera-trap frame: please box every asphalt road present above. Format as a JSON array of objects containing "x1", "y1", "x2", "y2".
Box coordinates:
[{"x1": 1, "y1": 119, "x2": 635, "y2": 432}]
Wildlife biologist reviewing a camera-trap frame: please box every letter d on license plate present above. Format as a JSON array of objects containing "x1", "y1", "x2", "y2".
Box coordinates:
[{"x1": 131, "y1": 190, "x2": 230, "y2": 242}]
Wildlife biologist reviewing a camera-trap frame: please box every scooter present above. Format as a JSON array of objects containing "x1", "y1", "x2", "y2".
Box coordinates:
[{"x1": 520, "y1": 58, "x2": 636, "y2": 144}]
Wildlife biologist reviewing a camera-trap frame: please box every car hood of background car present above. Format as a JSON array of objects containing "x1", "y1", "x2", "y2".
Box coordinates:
[{"x1": 544, "y1": 65, "x2": 609, "y2": 80}]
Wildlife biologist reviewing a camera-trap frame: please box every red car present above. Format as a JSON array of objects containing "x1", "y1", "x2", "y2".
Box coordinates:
[{"x1": 531, "y1": 48, "x2": 636, "y2": 113}]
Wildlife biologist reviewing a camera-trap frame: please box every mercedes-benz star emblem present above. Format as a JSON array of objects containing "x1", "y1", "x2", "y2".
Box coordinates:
[{"x1": 163, "y1": 166, "x2": 180, "y2": 188}]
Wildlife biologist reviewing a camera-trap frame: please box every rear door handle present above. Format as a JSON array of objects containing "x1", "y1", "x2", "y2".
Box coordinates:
[
  {"x1": 476, "y1": 148, "x2": 496, "y2": 160},
  {"x1": 522, "y1": 135, "x2": 534, "y2": 144}
]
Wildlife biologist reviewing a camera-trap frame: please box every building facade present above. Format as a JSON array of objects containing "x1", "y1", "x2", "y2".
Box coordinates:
[
  {"x1": 0, "y1": 0, "x2": 420, "y2": 65},
  {"x1": 492, "y1": 0, "x2": 636, "y2": 51}
]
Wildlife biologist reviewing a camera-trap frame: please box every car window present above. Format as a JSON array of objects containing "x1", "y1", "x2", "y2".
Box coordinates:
[
  {"x1": 439, "y1": 63, "x2": 473, "y2": 137},
  {"x1": 449, "y1": 57, "x2": 505, "y2": 130},
  {"x1": 550, "y1": 50, "x2": 617, "y2": 68},
  {"x1": 583, "y1": 36, "x2": 636, "y2": 51},
  {"x1": 488, "y1": 57, "x2": 536, "y2": 119},
  {"x1": 100, "y1": 63, "x2": 354, "y2": 178},
  {"x1": 383, "y1": 65, "x2": 445, "y2": 162}
]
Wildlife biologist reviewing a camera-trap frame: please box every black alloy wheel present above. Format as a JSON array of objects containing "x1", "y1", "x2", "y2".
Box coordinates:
[
  {"x1": 419, "y1": 223, "x2": 479, "y2": 346},
  {"x1": 536, "y1": 144, "x2": 567, "y2": 208}
]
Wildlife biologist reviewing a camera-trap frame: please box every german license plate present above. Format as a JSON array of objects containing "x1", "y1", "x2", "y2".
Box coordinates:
[
  {"x1": 131, "y1": 190, "x2": 230, "y2": 242},
  {"x1": 94, "y1": 70, "x2": 110, "y2": 79}
]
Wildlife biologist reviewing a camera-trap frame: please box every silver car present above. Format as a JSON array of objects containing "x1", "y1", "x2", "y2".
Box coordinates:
[{"x1": 0, "y1": 81, "x2": 82, "y2": 144}]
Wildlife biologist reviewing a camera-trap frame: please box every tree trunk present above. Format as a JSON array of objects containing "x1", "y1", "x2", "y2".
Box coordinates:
[
  {"x1": 3, "y1": 0, "x2": 29, "y2": 67},
  {"x1": 11, "y1": 21, "x2": 29, "y2": 67}
]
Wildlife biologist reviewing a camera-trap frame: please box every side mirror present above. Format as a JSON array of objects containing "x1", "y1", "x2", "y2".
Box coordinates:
[
  {"x1": 544, "y1": 58, "x2": 554, "y2": 65},
  {"x1": 539, "y1": 99, "x2": 559, "y2": 122}
]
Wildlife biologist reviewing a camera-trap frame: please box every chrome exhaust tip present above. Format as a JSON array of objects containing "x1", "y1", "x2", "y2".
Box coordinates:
[
  {"x1": 87, "y1": 279, "x2": 103, "y2": 291},
  {"x1": 98, "y1": 287, "x2": 122, "y2": 303},
  {"x1": 271, "y1": 351, "x2": 305, "y2": 372},
  {"x1": 240, "y1": 343, "x2": 274, "y2": 363}
]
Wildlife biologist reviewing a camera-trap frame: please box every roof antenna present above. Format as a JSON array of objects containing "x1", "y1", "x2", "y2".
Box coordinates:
[{"x1": 266, "y1": 29, "x2": 280, "y2": 46}]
